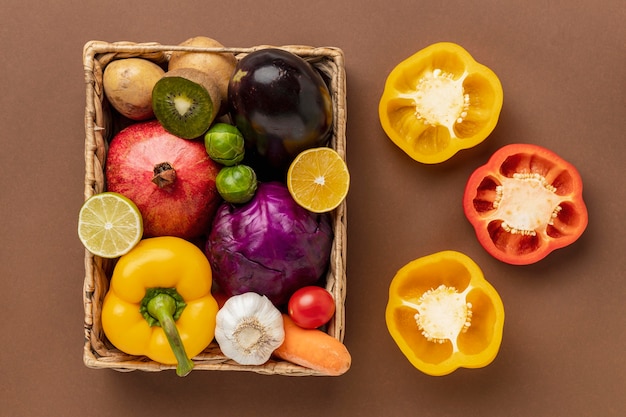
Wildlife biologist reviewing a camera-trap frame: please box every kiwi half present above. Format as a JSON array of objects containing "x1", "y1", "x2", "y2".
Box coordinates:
[{"x1": 152, "y1": 67, "x2": 221, "y2": 139}]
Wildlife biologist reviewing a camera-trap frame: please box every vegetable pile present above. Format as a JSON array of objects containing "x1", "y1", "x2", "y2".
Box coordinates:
[
  {"x1": 80, "y1": 37, "x2": 588, "y2": 379},
  {"x1": 79, "y1": 37, "x2": 350, "y2": 376},
  {"x1": 379, "y1": 42, "x2": 588, "y2": 376}
]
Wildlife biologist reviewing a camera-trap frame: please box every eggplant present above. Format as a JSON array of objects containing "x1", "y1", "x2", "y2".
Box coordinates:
[{"x1": 228, "y1": 48, "x2": 333, "y2": 180}]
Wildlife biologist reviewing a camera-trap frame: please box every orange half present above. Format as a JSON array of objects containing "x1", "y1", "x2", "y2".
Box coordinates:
[{"x1": 287, "y1": 147, "x2": 350, "y2": 213}]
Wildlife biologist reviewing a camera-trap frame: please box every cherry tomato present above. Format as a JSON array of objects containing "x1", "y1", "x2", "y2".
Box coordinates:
[{"x1": 288, "y1": 286, "x2": 335, "y2": 329}]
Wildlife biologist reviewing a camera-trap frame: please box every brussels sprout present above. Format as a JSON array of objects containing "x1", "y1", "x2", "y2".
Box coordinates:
[
  {"x1": 216, "y1": 165, "x2": 258, "y2": 204},
  {"x1": 204, "y1": 123, "x2": 245, "y2": 166}
]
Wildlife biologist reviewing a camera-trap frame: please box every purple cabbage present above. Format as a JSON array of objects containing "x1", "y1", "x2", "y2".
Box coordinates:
[{"x1": 206, "y1": 181, "x2": 333, "y2": 306}]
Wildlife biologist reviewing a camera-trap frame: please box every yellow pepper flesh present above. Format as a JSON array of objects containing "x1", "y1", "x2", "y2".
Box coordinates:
[
  {"x1": 385, "y1": 251, "x2": 505, "y2": 376},
  {"x1": 102, "y1": 236, "x2": 218, "y2": 376},
  {"x1": 379, "y1": 42, "x2": 503, "y2": 164}
]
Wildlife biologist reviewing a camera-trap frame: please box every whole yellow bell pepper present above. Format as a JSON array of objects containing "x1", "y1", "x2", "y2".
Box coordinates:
[
  {"x1": 102, "y1": 236, "x2": 218, "y2": 376},
  {"x1": 385, "y1": 251, "x2": 505, "y2": 376},
  {"x1": 379, "y1": 42, "x2": 503, "y2": 164}
]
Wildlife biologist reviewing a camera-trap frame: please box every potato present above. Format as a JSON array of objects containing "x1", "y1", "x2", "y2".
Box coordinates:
[
  {"x1": 103, "y1": 58, "x2": 165, "y2": 121},
  {"x1": 168, "y1": 37, "x2": 237, "y2": 108}
]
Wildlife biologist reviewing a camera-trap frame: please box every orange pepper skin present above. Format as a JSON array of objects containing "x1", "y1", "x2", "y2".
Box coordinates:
[
  {"x1": 379, "y1": 42, "x2": 503, "y2": 164},
  {"x1": 385, "y1": 251, "x2": 505, "y2": 376}
]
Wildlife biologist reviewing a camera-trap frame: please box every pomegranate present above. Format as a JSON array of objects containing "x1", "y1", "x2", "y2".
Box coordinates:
[{"x1": 105, "y1": 120, "x2": 222, "y2": 239}]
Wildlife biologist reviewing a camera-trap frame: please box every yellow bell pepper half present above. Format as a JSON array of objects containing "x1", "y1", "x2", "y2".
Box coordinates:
[
  {"x1": 102, "y1": 236, "x2": 218, "y2": 376},
  {"x1": 385, "y1": 251, "x2": 505, "y2": 376},
  {"x1": 379, "y1": 42, "x2": 503, "y2": 164}
]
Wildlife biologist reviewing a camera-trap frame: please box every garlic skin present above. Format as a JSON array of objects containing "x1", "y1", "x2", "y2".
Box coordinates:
[{"x1": 215, "y1": 292, "x2": 285, "y2": 365}]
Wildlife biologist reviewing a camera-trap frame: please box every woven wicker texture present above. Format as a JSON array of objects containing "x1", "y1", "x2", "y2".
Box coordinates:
[{"x1": 82, "y1": 41, "x2": 347, "y2": 376}]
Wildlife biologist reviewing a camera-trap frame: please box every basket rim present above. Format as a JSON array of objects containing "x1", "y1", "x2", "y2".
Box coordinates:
[{"x1": 84, "y1": 39, "x2": 345, "y2": 57}]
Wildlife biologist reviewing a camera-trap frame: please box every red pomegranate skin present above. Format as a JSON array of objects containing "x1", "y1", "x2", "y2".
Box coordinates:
[{"x1": 106, "y1": 120, "x2": 222, "y2": 239}]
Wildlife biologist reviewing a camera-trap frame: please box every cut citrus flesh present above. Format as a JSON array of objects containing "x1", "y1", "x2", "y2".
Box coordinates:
[
  {"x1": 287, "y1": 147, "x2": 350, "y2": 213},
  {"x1": 78, "y1": 192, "x2": 143, "y2": 258}
]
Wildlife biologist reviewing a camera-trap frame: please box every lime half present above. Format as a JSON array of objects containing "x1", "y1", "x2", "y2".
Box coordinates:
[{"x1": 78, "y1": 192, "x2": 143, "y2": 258}]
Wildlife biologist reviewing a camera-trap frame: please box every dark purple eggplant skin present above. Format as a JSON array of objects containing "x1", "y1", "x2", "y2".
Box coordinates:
[{"x1": 228, "y1": 48, "x2": 333, "y2": 180}]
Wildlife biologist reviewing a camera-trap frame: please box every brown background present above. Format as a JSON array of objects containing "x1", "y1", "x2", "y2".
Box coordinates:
[{"x1": 1, "y1": 0, "x2": 624, "y2": 416}]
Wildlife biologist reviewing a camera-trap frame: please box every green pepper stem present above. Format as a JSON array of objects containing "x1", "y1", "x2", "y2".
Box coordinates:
[{"x1": 146, "y1": 293, "x2": 194, "y2": 377}]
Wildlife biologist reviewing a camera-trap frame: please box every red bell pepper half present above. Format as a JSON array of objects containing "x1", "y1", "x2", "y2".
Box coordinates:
[{"x1": 463, "y1": 143, "x2": 588, "y2": 265}]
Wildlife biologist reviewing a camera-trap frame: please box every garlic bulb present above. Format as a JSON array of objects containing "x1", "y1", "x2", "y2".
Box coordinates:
[{"x1": 215, "y1": 292, "x2": 285, "y2": 365}]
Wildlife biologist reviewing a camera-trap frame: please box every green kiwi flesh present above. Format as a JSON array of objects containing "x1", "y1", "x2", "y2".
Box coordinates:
[{"x1": 152, "y1": 75, "x2": 215, "y2": 139}]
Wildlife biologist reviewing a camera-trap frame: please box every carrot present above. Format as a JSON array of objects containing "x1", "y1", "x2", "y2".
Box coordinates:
[{"x1": 273, "y1": 314, "x2": 351, "y2": 376}]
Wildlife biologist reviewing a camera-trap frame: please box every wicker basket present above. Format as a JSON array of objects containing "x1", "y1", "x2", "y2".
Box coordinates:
[{"x1": 82, "y1": 40, "x2": 347, "y2": 376}]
